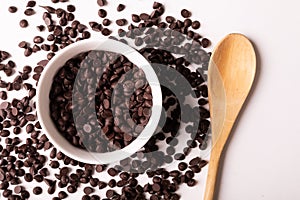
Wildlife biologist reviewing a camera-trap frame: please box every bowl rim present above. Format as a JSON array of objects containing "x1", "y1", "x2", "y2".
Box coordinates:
[{"x1": 36, "y1": 39, "x2": 162, "y2": 164}]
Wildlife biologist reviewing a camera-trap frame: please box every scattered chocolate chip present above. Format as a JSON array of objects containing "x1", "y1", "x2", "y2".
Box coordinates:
[
  {"x1": 84, "y1": 187, "x2": 94, "y2": 195},
  {"x1": 58, "y1": 191, "x2": 68, "y2": 199},
  {"x1": 101, "y1": 28, "x2": 111, "y2": 36},
  {"x1": 132, "y1": 14, "x2": 141, "y2": 23},
  {"x1": 20, "y1": 19, "x2": 29, "y2": 28},
  {"x1": 33, "y1": 186, "x2": 42, "y2": 195},
  {"x1": 27, "y1": 1, "x2": 36, "y2": 7},
  {"x1": 67, "y1": 185, "x2": 76, "y2": 193},
  {"x1": 0, "y1": 91, "x2": 7, "y2": 100},
  {"x1": 98, "y1": 9, "x2": 107, "y2": 18},
  {"x1": 102, "y1": 18, "x2": 111, "y2": 26},
  {"x1": 201, "y1": 38, "x2": 210, "y2": 48},
  {"x1": 153, "y1": 2, "x2": 162, "y2": 9},
  {"x1": 33, "y1": 36, "x2": 44, "y2": 44},
  {"x1": 67, "y1": 5, "x2": 76, "y2": 12},
  {"x1": 181, "y1": 9, "x2": 191, "y2": 18},
  {"x1": 14, "y1": 186, "x2": 23, "y2": 194},
  {"x1": 24, "y1": 8, "x2": 36, "y2": 16},
  {"x1": 117, "y1": 4, "x2": 125, "y2": 12},
  {"x1": 192, "y1": 20, "x2": 200, "y2": 29},
  {"x1": 97, "y1": 0, "x2": 107, "y2": 7},
  {"x1": 8, "y1": 6, "x2": 17, "y2": 13},
  {"x1": 116, "y1": 19, "x2": 127, "y2": 26}
]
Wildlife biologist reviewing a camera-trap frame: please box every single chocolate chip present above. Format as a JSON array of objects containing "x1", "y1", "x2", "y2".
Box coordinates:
[
  {"x1": 116, "y1": 19, "x2": 127, "y2": 26},
  {"x1": 152, "y1": 183, "x2": 161, "y2": 192},
  {"x1": 0, "y1": 91, "x2": 7, "y2": 100},
  {"x1": 33, "y1": 36, "x2": 44, "y2": 44},
  {"x1": 107, "y1": 168, "x2": 118, "y2": 177},
  {"x1": 101, "y1": 28, "x2": 111, "y2": 36},
  {"x1": 67, "y1": 185, "x2": 76, "y2": 193},
  {"x1": 181, "y1": 9, "x2": 191, "y2": 18},
  {"x1": 67, "y1": 5, "x2": 76, "y2": 12},
  {"x1": 97, "y1": 0, "x2": 107, "y2": 6},
  {"x1": 96, "y1": 164, "x2": 105, "y2": 172},
  {"x1": 153, "y1": 2, "x2": 162, "y2": 9},
  {"x1": 14, "y1": 186, "x2": 23, "y2": 194},
  {"x1": 192, "y1": 20, "x2": 201, "y2": 29},
  {"x1": 20, "y1": 19, "x2": 28, "y2": 28},
  {"x1": 84, "y1": 187, "x2": 94, "y2": 195},
  {"x1": 102, "y1": 18, "x2": 111, "y2": 26},
  {"x1": 98, "y1": 9, "x2": 107, "y2": 18},
  {"x1": 8, "y1": 6, "x2": 18, "y2": 13},
  {"x1": 129, "y1": 15, "x2": 139, "y2": 24},
  {"x1": 27, "y1": 1, "x2": 36, "y2": 7},
  {"x1": 201, "y1": 38, "x2": 210, "y2": 48},
  {"x1": 98, "y1": 181, "x2": 107, "y2": 189},
  {"x1": 48, "y1": 182, "x2": 56, "y2": 194},
  {"x1": 117, "y1": 4, "x2": 125, "y2": 12},
  {"x1": 108, "y1": 179, "x2": 116, "y2": 188},
  {"x1": 178, "y1": 162, "x2": 188, "y2": 171},
  {"x1": 33, "y1": 187, "x2": 42, "y2": 195},
  {"x1": 2, "y1": 189, "x2": 12, "y2": 197},
  {"x1": 58, "y1": 191, "x2": 68, "y2": 199},
  {"x1": 187, "y1": 179, "x2": 196, "y2": 187},
  {"x1": 24, "y1": 8, "x2": 36, "y2": 16}
]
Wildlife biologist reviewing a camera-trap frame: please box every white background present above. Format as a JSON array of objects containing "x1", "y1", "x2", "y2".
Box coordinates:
[{"x1": 1, "y1": 0, "x2": 300, "y2": 200}]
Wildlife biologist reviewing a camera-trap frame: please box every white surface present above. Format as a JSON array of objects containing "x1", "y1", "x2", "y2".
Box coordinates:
[{"x1": 0, "y1": 0, "x2": 300, "y2": 199}]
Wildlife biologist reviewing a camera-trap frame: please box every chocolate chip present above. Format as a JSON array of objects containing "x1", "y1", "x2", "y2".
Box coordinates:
[
  {"x1": 97, "y1": 0, "x2": 107, "y2": 7},
  {"x1": 102, "y1": 18, "x2": 111, "y2": 26},
  {"x1": 178, "y1": 162, "x2": 188, "y2": 171},
  {"x1": 2, "y1": 189, "x2": 12, "y2": 197},
  {"x1": 8, "y1": 6, "x2": 17, "y2": 13},
  {"x1": 96, "y1": 164, "x2": 105, "y2": 172},
  {"x1": 107, "y1": 168, "x2": 118, "y2": 177},
  {"x1": 98, "y1": 181, "x2": 107, "y2": 189},
  {"x1": 20, "y1": 19, "x2": 28, "y2": 28},
  {"x1": 152, "y1": 183, "x2": 161, "y2": 192},
  {"x1": 117, "y1": 4, "x2": 125, "y2": 12},
  {"x1": 116, "y1": 19, "x2": 127, "y2": 26},
  {"x1": 14, "y1": 186, "x2": 23, "y2": 194},
  {"x1": 48, "y1": 182, "x2": 56, "y2": 194},
  {"x1": 98, "y1": 9, "x2": 107, "y2": 18},
  {"x1": 27, "y1": 1, "x2": 36, "y2": 7},
  {"x1": 192, "y1": 20, "x2": 201, "y2": 29},
  {"x1": 201, "y1": 38, "x2": 210, "y2": 48},
  {"x1": 24, "y1": 173, "x2": 33, "y2": 182},
  {"x1": 0, "y1": 91, "x2": 7, "y2": 100},
  {"x1": 24, "y1": 8, "x2": 36, "y2": 16},
  {"x1": 181, "y1": 9, "x2": 191, "y2": 18},
  {"x1": 33, "y1": 187, "x2": 42, "y2": 195},
  {"x1": 131, "y1": 14, "x2": 141, "y2": 23},
  {"x1": 67, "y1": 185, "x2": 76, "y2": 193},
  {"x1": 58, "y1": 191, "x2": 68, "y2": 199},
  {"x1": 67, "y1": 5, "x2": 76, "y2": 12},
  {"x1": 101, "y1": 28, "x2": 111, "y2": 36},
  {"x1": 84, "y1": 187, "x2": 94, "y2": 195},
  {"x1": 189, "y1": 157, "x2": 201, "y2": 166},
  {"x1": 33, "y1": 36, "x2": 44, "y2": 44},
  {"x1": 153, "y1": 2, "x2": 162, "y2": 9}
]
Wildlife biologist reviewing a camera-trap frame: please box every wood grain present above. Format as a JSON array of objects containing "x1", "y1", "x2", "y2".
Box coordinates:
[{"x1": 204, "y1": 33, "x2": 256, "y2": 200}]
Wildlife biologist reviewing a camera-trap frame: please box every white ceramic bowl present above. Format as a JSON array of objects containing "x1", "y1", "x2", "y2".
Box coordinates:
[{"x1": 37, "y1": 39, "x2": 162, "y2": 164}]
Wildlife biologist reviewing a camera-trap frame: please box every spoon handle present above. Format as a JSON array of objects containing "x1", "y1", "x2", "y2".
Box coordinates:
[
  {"x1": 203, "y1": 145, "x2": 221, "y2": 200},
  {"x1": 204, "y1": 121, "x2": 234, "y2": 200}
]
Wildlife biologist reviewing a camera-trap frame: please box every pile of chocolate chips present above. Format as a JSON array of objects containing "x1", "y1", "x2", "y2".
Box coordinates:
[
  {"x1": 0, "y1": 1, "x2": 211, "y2": 199},
  {"x1": 50, "y1": 51, "x2": 153, "y2": 152}
]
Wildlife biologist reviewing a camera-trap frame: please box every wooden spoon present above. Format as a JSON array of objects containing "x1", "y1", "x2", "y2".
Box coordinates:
[{"x1": 204, "y1": 33, "x2": 256, "y2": 200}]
